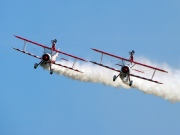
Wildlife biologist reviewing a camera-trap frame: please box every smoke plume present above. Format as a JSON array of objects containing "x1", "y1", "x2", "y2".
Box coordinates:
[{"x1": 42, "y1": 57, "x2": 180, "y2": 102}]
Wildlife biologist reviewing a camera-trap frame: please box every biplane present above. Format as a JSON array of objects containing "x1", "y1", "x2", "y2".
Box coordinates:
[
  {"x1": 90, "y1": 48, "x2": 168, "y2": 86},
  {"x1": 13, "y1": 35, "x2": 87, "y2": 74}
]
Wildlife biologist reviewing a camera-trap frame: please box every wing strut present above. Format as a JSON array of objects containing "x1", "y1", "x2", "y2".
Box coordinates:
[
  {"x1": 151, "y1": 70, "x2": 156, "y2": 80},
  {"x1": 131, "y1": 63, "x2": 136, "y2": 68},
  {"x1": 72, "y1": 59, "x2": 77, "y2": 68},
  {"x1": 23, "y1": 41, "x2": 26, "y2": 51},
  {"x1": 100, "y1": 53, "x2": 103, "y2": 64}
]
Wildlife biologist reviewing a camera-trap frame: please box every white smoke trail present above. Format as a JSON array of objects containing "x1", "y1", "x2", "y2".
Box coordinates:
[
  {"x1": 42, "y1": 57, "x2": 180, "y2": 102},
  {"x1": 42, "y1": 61, "x2": 129, "y2": 88},
  {"x1": 132, "y1": 57, "x2": 180, "y2": 102}
]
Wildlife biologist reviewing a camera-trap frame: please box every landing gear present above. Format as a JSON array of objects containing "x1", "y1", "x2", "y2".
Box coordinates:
[
  {"x1": 129, "y1": 80, "x2": 133, "y2": 86},
  {"x1": 34, "y1": 61, "x2": 43, "y2": 69},
  {"x1": 50, "y1": 69, "x2": 54, "y2": 75},
  {"x1": 49, "y1": 62, "x2": 54, "y2": 75},
  {"x1": 113, "y1": 75, "x2": 116, "y2": 81},
  {"x1": 34, "y1": 63, "x2": 38, "y2": 69}
]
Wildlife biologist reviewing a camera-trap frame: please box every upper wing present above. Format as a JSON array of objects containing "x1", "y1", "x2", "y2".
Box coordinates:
[
  {"x1": 131, "y1": 61, "x2": 168, "y2": 73},
  {"x1": 14, "y1": 35, "x2": 51, "y2": 50},
  {"x1": 92, "y1": 48, "x2": 130, "y2": 62},
  {"x1": 53, "y1": 49, "x2": 87, "y2": 62},
  {"x1": 91, "y1": 48, "x2": 168, "y2": 73},
  {"x1": 14, "y1": 35, "x2": 87, "y2": 62}
]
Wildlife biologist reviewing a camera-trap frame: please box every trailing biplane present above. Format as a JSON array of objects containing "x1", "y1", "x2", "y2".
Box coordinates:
[
  {"x1": 13, "y1": 35, "x2": 87, "y2": 74},
  {"x1": 90, "y1": 48, "x2": 168, "y2": 86}
]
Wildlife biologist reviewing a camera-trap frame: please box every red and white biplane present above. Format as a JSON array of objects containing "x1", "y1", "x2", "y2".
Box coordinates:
[
  {"x1": 90, "y1": 48, "x2": 168, "y2": 86},
  {"x1": 13, "y1": 35, "x2": 87, "y2": 74}
]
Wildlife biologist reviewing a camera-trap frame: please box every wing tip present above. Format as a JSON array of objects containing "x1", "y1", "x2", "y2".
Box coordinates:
[
  {"x1": 161, "y1": 70, "x2": 168, "y2": 73},
  {"x1": 83, "y1": 59, "x2": 88, "y2": 62},
  {"x1": 81, "y1": 58, "x2": 88, "y2": 62},
  {"x1": 91, "y1": 48, "x2": 96, "y2": 51},
  {"x1": 14, "y1": 35, "x2": 21, "y2": 39}
]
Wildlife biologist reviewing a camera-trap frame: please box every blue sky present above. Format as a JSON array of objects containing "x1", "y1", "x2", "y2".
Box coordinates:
[{"x1": 1, "y1": 0, "x2": 180, "y2": 135}]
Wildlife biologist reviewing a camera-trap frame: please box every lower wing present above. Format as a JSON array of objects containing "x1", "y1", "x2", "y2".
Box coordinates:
[
  {"x1": 90, "y1": 60, "x2": 163, "y2": 84},
  {"x1": 53, "y1": 62, "x2": 83, "y2": 73},
  {"x1": 13, "y1": 47, "x2": 83, "y2": 73},
  {"x1": 13, "y1": 47, "x2": 41, "y2": 59},
  {"x1": 129, "y1": 73, "x2": 163, "y2": 84},
  {"x1": 90, "y1": 61, "x2": 121, "y2": 72}
]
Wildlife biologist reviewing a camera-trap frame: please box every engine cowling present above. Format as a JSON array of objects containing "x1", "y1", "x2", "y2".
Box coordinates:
[
  {"x1": 42, "y1": 53, "x2": 51, "y2": 62},
  {"x1": 121, "y1": 66, "x2": 130, "y2": 74}
]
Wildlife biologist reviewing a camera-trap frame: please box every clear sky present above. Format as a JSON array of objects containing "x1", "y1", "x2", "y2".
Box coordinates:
[{"x1": 1, "y1": 0, "x2": 180, "y2": 135}]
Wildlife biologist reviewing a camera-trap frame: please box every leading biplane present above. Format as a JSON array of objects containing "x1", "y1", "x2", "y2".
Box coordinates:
[
  {"x1": 90, "y1": 48, "x2": 168, "y2": 86},
  {"x1": 13, "y1": 35, "x2": 87, "y2": 74}
]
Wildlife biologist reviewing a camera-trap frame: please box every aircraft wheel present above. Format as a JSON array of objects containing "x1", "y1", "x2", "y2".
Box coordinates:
[
  {"x1": 113, "y1": 75, "x2": 116, "y2": 81},
  {"x1": 129, "y1": 80, "x2": 133, "y2": 86},
  {"x1": 34, "y1": 63, "x2": 38, "y2": 69},
  {"x1": 50, "y1": 69, "x2": 53, "y2": 75}
]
